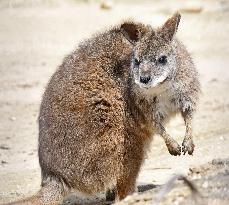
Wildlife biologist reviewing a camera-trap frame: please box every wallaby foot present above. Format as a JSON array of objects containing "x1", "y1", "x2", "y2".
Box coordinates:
[
  {"x1": 105, "y1": 188, "x2": 116, "y2": 202},
  {"x1": 156, "y1": 123, "x2": 181, "y2": 156},
  {"x1": 38, "y1": 179, "x2": 67, "y2": 205},
  {"x1": 165, "y1": 138, "x2": 181, "y2": 156},
  {"x1": 182, "y1": 137, "x2": 195, "y2": 155}
]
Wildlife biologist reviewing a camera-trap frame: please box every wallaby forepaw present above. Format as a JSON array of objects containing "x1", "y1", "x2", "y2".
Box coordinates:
[
  {"x1": 166, "y1": 139, "x2": 181, "y2": 156},
  {"x1": 182, "y1": 138, "x2": 194, "y2": 155}
]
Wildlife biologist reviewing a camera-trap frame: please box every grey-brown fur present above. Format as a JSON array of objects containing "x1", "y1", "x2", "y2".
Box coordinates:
[
  {"x1": 6, "y1": 13, "x2": 200, "y2": 205},
  {"x1": 129, "y1": 12, "x2": 200, "y2": 156}
]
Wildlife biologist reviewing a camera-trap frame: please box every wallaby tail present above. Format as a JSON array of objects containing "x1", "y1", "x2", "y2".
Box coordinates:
[
  {"x1": 4, "y1": 178, "x2": 67, "y2": 205},
  {"x1": 6, "y1": 195, "x2": 45, "y2": 205}
]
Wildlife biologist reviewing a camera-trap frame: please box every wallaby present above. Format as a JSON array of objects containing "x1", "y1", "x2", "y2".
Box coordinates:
[{"x1": 5, "y1": 12, "x2": 200, "y2": 205}]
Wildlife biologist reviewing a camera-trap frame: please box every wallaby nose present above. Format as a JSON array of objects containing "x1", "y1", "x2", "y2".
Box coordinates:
[{"x1": 140, "y1": 76, "x2": 151, "y2": 84}]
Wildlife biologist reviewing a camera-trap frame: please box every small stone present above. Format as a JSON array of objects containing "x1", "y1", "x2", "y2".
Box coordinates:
[
  {"x1": 220, "y1": 136, "x2": 225, "y2": 140},
  {"x1": 202, "y1": 181, "x2": 208, "y2": 188},
  {"x1": 179, "y1": 1, "x2": 203, "y2": 13},
  {"x1": 100, "y1": 0, "x2": 114, "y2": 10},
  {"x1": 10, "y1": 116, "x2": 16, "y2": 121},
  {"x1": 210, "y1": 78, "x2": 218, "y2": 82},
  {"x1": 0, "y1": 145, "x2": 10, "y2": 150},
  {"x1": 1, "y1": 160, "x2": 8, "y2": 164}
]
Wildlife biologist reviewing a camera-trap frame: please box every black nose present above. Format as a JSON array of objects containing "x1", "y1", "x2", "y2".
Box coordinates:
[{"x1": 140, "y1": 76, "x2": 151, "y2": 84}]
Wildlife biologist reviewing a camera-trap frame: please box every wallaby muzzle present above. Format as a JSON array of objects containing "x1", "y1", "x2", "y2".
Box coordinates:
[{"x1": 140, "y1": 75, "x2": 151, "y2": 84}]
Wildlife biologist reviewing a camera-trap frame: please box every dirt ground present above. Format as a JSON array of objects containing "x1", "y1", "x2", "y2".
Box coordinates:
[{"x1": 0, "y1": 0, "x2": 229, "y2": 204}]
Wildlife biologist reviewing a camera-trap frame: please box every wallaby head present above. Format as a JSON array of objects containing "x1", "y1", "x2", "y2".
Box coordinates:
[{"x1": 131, "y1": 12, "x2": 181, "y2": 94}]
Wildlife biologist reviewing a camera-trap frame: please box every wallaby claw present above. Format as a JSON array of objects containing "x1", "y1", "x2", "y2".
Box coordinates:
[
  {"x1": 182, "y1": 138, "x2": 194, "y2": 155},
  {"x1": 166, "y1": 139, "x2": 181, "y2": 156}
]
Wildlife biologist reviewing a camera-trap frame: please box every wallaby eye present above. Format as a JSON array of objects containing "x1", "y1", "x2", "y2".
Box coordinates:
[
  {"x1": 134, "y1": 58, "x2": 140, "y2": 66},
  {"x1": 158, "y1": 55, "x2": 167, "y2": 65}
]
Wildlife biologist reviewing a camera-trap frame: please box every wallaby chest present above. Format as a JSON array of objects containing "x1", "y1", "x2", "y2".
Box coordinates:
[{"x1": 152, "y1": 92, "x2": 179, "y2": 122}]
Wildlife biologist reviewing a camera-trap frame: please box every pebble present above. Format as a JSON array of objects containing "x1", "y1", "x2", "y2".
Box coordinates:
[
  {"x1": 100, "y1": 0, "x2": 114, "y2": 10},
  {"x1": 9, "y1": 116, "x2": 16, "y2": 121},
  {"x1": 220, "y1": 136, "x2": 225, "y2": 140},
  {"x1": 179, "y1": 1, "x2": 203, "y2": 13},
  {"x1": 1, "y1": 160, "x2": 8, "y2": 164},
  {"x1": 202, "y1": 181, "x2": 209, "y2": 188},
  {"x1": 0, "y1": 145, "x2": 10, "y2": 150}
]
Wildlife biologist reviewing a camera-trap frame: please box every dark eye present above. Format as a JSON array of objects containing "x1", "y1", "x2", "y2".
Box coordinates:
[
  {"x1": 158, "y1": 55, "x2": 167, "y2": 65},
  {"x1": 134, "y1": 58, "x2": 140, "y2": 66}
]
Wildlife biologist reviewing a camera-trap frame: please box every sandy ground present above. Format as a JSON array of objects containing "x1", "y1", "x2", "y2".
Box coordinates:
[{"x1": 0, "y1": 0, "x2": 229, "y2": 204}]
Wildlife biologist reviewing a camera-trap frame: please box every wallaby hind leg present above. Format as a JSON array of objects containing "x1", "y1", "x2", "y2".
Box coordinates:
[
  {"x1": 115, "y1": 158, "x2": 141, "y2": 201},
  {"x1": 116, "y1": 177, "x2": 136, "y2": 201}
]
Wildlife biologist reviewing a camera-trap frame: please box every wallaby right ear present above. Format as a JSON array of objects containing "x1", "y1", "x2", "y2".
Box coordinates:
[
  {"x1": 159, "y1": 12, "x2": 181, "y2": 42},
  {"x1": 120, "y1": 22, "x2": 146, "y2": 44}
]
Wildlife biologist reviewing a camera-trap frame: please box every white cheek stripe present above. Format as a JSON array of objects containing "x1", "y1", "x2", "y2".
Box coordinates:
[{"x1": 151, "y1": 70, "x2": 169, "y2": 87}]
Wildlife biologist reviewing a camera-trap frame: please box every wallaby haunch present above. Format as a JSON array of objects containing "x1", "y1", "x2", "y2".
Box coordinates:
[{"x1": 6, "y1": 12, "x2": 200, "y2": 205}]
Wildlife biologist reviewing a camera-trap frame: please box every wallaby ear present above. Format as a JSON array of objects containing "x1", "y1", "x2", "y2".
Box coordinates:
[
  {"x1": 159, "y1": 12, "x2": 181, "y2": 42},
  {"x1": 120, "y1": 22, "x2": 146, "y2": 44}
]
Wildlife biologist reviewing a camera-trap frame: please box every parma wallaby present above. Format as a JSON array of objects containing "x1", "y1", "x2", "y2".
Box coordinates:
[{"x1": 6, "y1": 12, "x2": 200, "y2": 205}]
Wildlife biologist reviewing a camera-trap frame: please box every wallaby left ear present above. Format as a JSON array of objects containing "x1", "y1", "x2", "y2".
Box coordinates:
[
  {"x1": 120, "y1": 22, "x2": 147, "y2": 44},
  {"x1": 159, "y1": 12, "x2": 181, "y2": 42}
]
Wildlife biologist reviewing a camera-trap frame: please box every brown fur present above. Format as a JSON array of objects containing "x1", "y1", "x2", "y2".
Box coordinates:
[{"x1": 5, "y1": 21, "x2": 149, "y2": 205}]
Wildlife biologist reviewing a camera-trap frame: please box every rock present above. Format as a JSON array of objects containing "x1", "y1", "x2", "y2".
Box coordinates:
[
  {"x1": 0, "y1": 145, "x2": 10, "y2": 150},
  {"x1": 179, "y1": 1, "x2": 203, "y2": 14},
  {"x1": 100, "y1": 0, "x2": 114, "y2": 10},
  {"x1": 202, "y1": 181, "x2": 209, "y2": 188},
  {"x1": 9, "y1": 116, "x2": 16, "y2": 121},
  {"x1": 220, "y1": 136, "x2": 225, "y2": 141},
  {"x1": 115, "y1": 158, "x2": 229, "y2": 205},
  {"x1": 1, "y1": 160, "x2": 8, "y2": 164},
  {"x1": 220, "y1": 0, "x2": 229, "y2": 12}
]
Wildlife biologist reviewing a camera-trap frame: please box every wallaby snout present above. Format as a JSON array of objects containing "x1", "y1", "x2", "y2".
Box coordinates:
[{"x1": 139, "y1": 75, "x2": 151, "y2": 84}]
